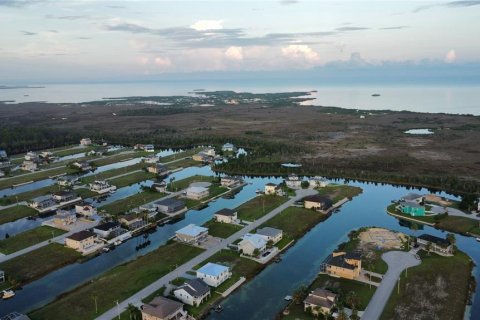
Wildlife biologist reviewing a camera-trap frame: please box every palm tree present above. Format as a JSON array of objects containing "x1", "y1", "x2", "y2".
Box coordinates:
[
  {"x1": 345, "y1": 291, "x2": 359, "y2": 311},
  {"x1": 126, "y1": 303, "x2": 139, "y2": 320},
  {"x1": 293, "y1": 285, "x2": 307, "y2": 305}
]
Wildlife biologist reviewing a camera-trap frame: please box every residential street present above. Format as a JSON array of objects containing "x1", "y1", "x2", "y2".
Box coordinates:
[
  {"x1": 361, "y1": 251, "x2": 421, "y2": 320},
  {"x1": 96, "y1": 188, "x2": 317, "y2": 320}
]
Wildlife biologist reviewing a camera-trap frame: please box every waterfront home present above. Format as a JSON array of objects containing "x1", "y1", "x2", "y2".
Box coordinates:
[
  {"x1": 152, "y1": 181, "x2": 167, "y2": 193},
  {"x1": 75, "y1": 203, "x2": 97, "y2": 217},
  {"x1": 93, "y1": 221, "x2": 120, "y2": 238},
  {"x1": 154, "y1": 198, "x2": 186, "y2": 214},
  {"x1": 119, "y1": 214, "x2": 143, "y2": 229},
  {"x1": 220, "y1": 176, "x2": 242, "y2": 188},
  {"x1": 186, "y1": 186, "x2": 209, "y2": 200},
  {"x1": 73, "y1": 160, "x2": 92, "y2": 172},
  {"x1": 53, "y1": 210, "x2": 77, "y2": 227},
  {"x1": 143, "y1": 154, "x2": 160, "y2": 164},
  {"x1": 173, "y1": 278, "x2": 211, "y2": 306},
  {"x1": 399, "y1": 201, "x2": 425, "y2": 216},
  {"x1": 192, "y1": 152, "x2": 212, "y2": 162},
  {"x1": 147, "y1": 163, "x2": 168, "y2": 175},
  {"x1": 89, "y1": 180, "x2": 117, "y2": 194},
  {"x1": 134, "y1": 144, "x2": 145, "y2": 150},
  {"x1": 285, "y1": 174, "x2": 302, "y2": 189},
  {"x1": 141, "y1": 296, "x2": 188, "y2": 320},
  {"x1": 24, "y1": 151, "x2": 40, "y2": 162},
  {"x1": 309, "y1": 176, "x2": 329, "y2": 188},
  {"x1": 0, "y1": 149, "x2": 8, "y2": 161},
  {"x1": 52, "y1": 190, "x2": 78, "y2": 203},
  {"x1": 222, "y1": 143, "x2": 236, "y2": 152},
  {"x1": 21, "y1": 160, "x2": 37, "y2": 172},
  {"x1": 303, "y1": 195, "x2": 333, "y2": 211},
  {"x1": 65, "y1": 230, "x2": 97, "y2": 253},
  {"x1": 417, "y1": 234, "x2": 454, "y2": 256},
  {"x1": 238, "y1": 233, "x2": 267, "y2": 256},
  {"x1": 29, "y1": 195, "x2": 56, "y2": 211},
  {"x1": 321, "y1": 251, "x2": 362, "y2": 280},
  {"x1": 203, "y1": 148, "x2": 216, "y2": 156},
  {"x1": 401, "y1": 193, "x2": 424, "y2": 204},
  {"x1": 264, "y1": 183, "x2": 284, "y2": 196},
  {"x1": 57, "y1": 175, "x2": 79, "y2": 187},
  {"x1": 0, "y1": 170, "x2": 4, "y2": 177},
  {"x1": 175, "y1": 224, "x2": 208, "y2": 244},
  {"x1": 256, "y1": 227, "x2": 283, "y2": 244},
  {"x1": 214, "y1": 208, "x2": 238, "y2": 224},
  {"x1": 303, "y1": 288, "x2": 337, "y2": 316},
  {"x1": 0, "y1": 312, "x2": 32, "y2": 320},
  {"x1": 144, "y1": 144, "x2": 155, "y2": 152},
  {"x1": 0, "y1": 149, "x2": 11, "y2": 170},
  {"x1": 39, "y1": 151, "x2": 55, "y2": 161},
  {"x1": 196, "y1": 262, "x2": 232, "y2": 287},
  {"x1": 80, "y1": 138, "x2": 92, "y2": 146}
]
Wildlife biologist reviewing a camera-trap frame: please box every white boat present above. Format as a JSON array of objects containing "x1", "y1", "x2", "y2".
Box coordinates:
[
  {"x1": 114, "y1": 240, "x2": 122, "y2": 246},
  {"x1": 284, "y1": 295, "x2": 292, "y2": 301},
  {"x1": 2, "y1": 289, "x2": 15, "y2": 299},
  {"x1": 476, "y1": 238, "x2": 480, "y2": 242}
]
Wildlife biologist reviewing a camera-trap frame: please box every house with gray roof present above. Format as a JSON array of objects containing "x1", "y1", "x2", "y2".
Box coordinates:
[
  {"x1": 141, "y1": 296, "x2": 187, "y2": 320},
  {"x1": 173, "y1": 278, "x2": 211, "y2": 306},
  {"x1": 256, "y1": 227, "x2": 283, "y2": 244},
  {"x1": 154, "y1": 198, "x2": 186, "y2": 214}
]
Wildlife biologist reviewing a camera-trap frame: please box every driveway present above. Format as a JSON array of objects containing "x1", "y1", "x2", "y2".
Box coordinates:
[{"x1": 361, "y1": 251, "x2": 421, "y2": 320}]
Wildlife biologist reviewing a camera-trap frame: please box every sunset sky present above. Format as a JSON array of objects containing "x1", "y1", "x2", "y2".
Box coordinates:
[{"x1": 1, "y1": 0, "x2": 479, "y2": 83}]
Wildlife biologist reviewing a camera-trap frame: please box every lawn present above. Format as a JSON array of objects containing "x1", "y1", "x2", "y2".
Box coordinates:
[
  {"x1": 1, "y1": 184, "x2": 65, "y2": 205},
  {"x1": 108, "y1": 171, "x2": 155, "y2": 188},
  {"x1": 73, "y1": 187, "x2": 98, "y2": 199},
  {"x1": 0, "y1": 226, "x2": 67, "y2": 254},
  {"x1": 317, "y1": 185, "x2": 363, "y2": 203},
  {"x1": 0, "y1": 166, "x2": 77, "y2": 190},
  {"x1": 167, "y1": 175, "x2": 217, "y2": 192},
  {"x1": 99, "y1": 190, "x2": 167, "y2": 215},
  {"x1": 52, "y1": 146, "x2": 93, "y2": 157},
  {"x1": 0, "y1": 243, "x2": 81, "y2": 287},
  {"x1": 160, "y1": 148, "x2": 201, "y2": 163},
  {"x1": 80, "y1": 162, "x2": 145, "y2": 184},
  {"x1": 0, "y1": 205, "x2": 38, "y2": 224},
  {"x1": 29, "y1": 242, "x2": 204, "y2": 320},
  {"x1": 259, "y1": 206, "x2": 328, "y2": 240},
  {"x1": 237, "y1": 195, "x2": 288, "y2": 221},
  {"x1": 202, "y1": 220, "x2": 242, "y2": 238},
  {"x1": 165, "y1": 157, "x2": 201, "y2": 170},
  {"x1": 90, "y1": 152, "x2": 144, "y2": 167},
  {"x1": 381, "y1": 250, "x2": 473, "y2": 320}
]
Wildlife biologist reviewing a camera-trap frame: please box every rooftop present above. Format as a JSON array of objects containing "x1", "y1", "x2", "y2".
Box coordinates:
[
  {"x1": 155, "y1": 198, "x2": 185, "y2": 207},
  {"x1": 215, "y1": 208, "x2": 237, "y2": 216},
  {"x1": 418, "y1": 234, "x2": 451, "y2": 247},
  {"x1": 177, "y1": 278, "x2": 210, "y2": 297},
  {"x1": 142, "y1": 296, "x2": 183, "y2": 319},
  {"x1": 67, "y1": 230, "x2": 96, "y2": 241},
  {"x1": 256, "y1": 227, "x2": 282, "y2": 238},
  {"x1": 197, "y1": 262, "x2": 230, "y2": 277},
  {"x1": 400, "y1": 200, "x2": 424, "y2": 208},
  {"x1": 31, "y1": 195, "x2": 54, "y2": 202},
  {"x1": 402, "y1": 193, "x2": 423, "y2": 201},
  {"x1": 94, "y1": 221, "x2": 120, "y2": 231},
  {"x1": 303, "y1": 194, "x2": 333, "y2": 205},
  {"x1": 176, "y1": 224, "x2": 208, "y2": 237},
  {"x1": 187, "y1": 186, "x2": 209, "y2": 193},
  {"x1": 241, "y1": 233, "x2": 267, "y2": 249}
]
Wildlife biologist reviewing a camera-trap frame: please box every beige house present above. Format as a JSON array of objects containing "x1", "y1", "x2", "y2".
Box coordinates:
[
  {"x1": 147, "y1": 163, "x2": 168, "y2": 174},
  {"x1": 21, "y1": 160, "x2": 37, "y2": 172},
  {"x1": 80, "y1": 138, "x2": 92, "y2": 146},
  {"x1": 303, "y1": 288, "x2": 337, "y2": 315},
  {"x1": 119, "y1": 214, "x2": 143, "y2": 228},
  {"x1": 214, "y1": 208, "x2": 238, "y2": 224},
  {"x1": 186, "y1": 186, "x2": 209, "y2": 200},
  {"x1": 65, "y1": 231, "x2": 97, "y2": 253},
  {"x1": 75, "y1": 203, "x2": 97, "y2": 217},
  {"x1": 141, "y1": 297, "x2": 187, "y2": 320},
  {"x1": 175, "y1": 224, "x2": 208, "y2": 244},
  {"x1": 303, "y1": 195, "x2": 333, "y2": 211},
  {"x1": 53, "y1": 210, "x2": 77, "y2": 227},
  {"x1": 321, "y1": 251, "x2": 362, "y2": 280},
  {"x1": 264, "y1": 183, "x2": 278, "y2": 195}
]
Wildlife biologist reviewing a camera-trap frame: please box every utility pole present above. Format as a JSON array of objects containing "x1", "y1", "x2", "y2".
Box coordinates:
[
  {"x1": 93, "y1": 295, "x2": 98, "y2": 313},
  {"x1": 397, "y1": 278, "x2": 400, "y2": 294},
  {"x1": 116, "y1": 300, "x2": 120, "y2": 320}
]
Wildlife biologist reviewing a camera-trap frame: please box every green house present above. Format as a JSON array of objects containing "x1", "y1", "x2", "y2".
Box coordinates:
[{"x1": 400, "y1": 201, "x2": 426, "y2": 216}]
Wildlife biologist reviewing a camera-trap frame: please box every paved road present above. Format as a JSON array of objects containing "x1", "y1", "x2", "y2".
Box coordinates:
[
  {"x1": 361, "y1": 251, "x2": 421, "y2": 320},
  {"x1": 96, "y1": 188, "x2": 317, "y2": 320}
]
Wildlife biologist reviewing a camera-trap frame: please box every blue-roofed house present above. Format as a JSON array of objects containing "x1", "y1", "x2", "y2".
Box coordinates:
[
  {"x1": 175, "y1": 224, "x2": 209, "y2": 244},
  {"x1": 238, "y1": 233, "x2": 267, "y2": 256},
  {"x1": 196, "y1": 262, "x2": 232, "y2": 287}
]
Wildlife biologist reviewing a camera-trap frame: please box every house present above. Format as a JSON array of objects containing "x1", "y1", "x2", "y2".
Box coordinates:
[
  {"x1": 141, "y1": 296, "x2": 188, "y2": 320},
  {"x1": 192, "y1": 152, "x2": 212, "y2": 162},
  {"x1": 256, "y1": 227, "x2": 283, "y2": 244},
  {"x1": 238, "y1": 233, "x2": 267, "y2": 256},
  {"x1": 186, "y1": 186, "x2": 209, "y2": 200},
  {"x1": 417, "y1": 234, "x2": 454, "y2": 256},
  {"x1": 214, "y1": 208, "x2": 238, "y2": 224},
  {"x1": 0, "y1": 170, "x2": 4, "y2": 177},
  {"x1": 24, "y1": 151, "x2": 40, "y2": 162},
  {"x1": 65, "y1": 230, "x2": 97, "y2": 252},
  {"x1": 29, "y1": 195, "x2": 56, "y2": 210},
  {"x1": 90, "y1": 180, "x2": 117, "y2": 194},
  {"x1": 147, "y1": 163, "x2": 168, "y2": 175},
  {"x1": 21, "y1": 160, "x2": 37, "y2": 172},
  {"x1": 0, "y1": 312, "x2": 32, "y2": 320},
  {"x1": 303, "y1": 195, "x2": 333, "y2": 211},
  {"x1": 154, "y1": 198, "x2": 186, "y2": 214},
  {"x1": 220, "y1": 176, "x2": 242, "y2": 188},
  {"x1": 264, "y1": 183, "x2": 283, "y2": 196},
  {"x1": 173, "y1": 278, "x2": 211, "y2": 306},
  {"x1": 285, "y1": 174, "x2": 302, "y2": 189},
  {"x1": 80, "y1": 138, "x2": 92, "y2": 146},
  {"x1": 93, "y1": 222, "x2": 120, "y2": 238},
  {"x1": 309, "y1": 176, "x2": 329, "y2": 188},
  {"x1": 144, "y1": 144, "x2": 155, "y2": 152},
  {"x1": 39, "y1": 151, "x2": 55, "y2": 161},
  {"x1": 0, "y1": 150, "x2": 11, "y2": 170},
  {"x1": 196, "y1": 262, "x2": 232, "y2": 287},
  {"x1": 134, "y1": 144, "x2": 145, "y2": 150},
  {"x1": 401, "y1": 193, "x2": 424, "y2": 203},
  {"x1": 152, "y1": 181, "x2": 167, "y2": 193},
  {"x1": 321, "y1": 251, "x2": 362, "y2": 280},
  {"x1": 53, "y1": 210, "x2": 77, "y2": 227},
  {"x1": 175, "y1": 224, "x2": 208, "y2": 244},
  {"x1": 75, "y1": 203, "x2": 97, "y2": 217},
  {"x1": 222, "y1": 143, "x2": 236, "y2": 152},
  {"x1": 73, "y1": 160, "x2": 92, "y2": 171},
  {"x1": 119, "y1": 214, "x2": 143, "y2": 228},
  {"x1": 399, "y1": 201, "x2": 426, "y2": 216},
  {"x1": 57, "y1": 175, "x2": 79, "y2": 187},
  {"x1": 52, "y1": 190, "x2": 77, "y2": 203},
  {"x1": 203, "y1": 148, "x2": 216, "y2": 156},
  {"x1": 143, "y1": 155, "x2": 160, "y2": 164},
  {"x1": 303, "y1": 288, "x2": 337, "y2": 316}
]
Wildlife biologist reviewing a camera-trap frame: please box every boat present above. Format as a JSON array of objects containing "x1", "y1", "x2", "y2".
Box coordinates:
[
  {"x1": 213, "y1": 304, "x2": 223, "y2": 312},
  {"x1": 476, "y1": 238, "x2": 480, "y2": 242},
  {"x1": 371, "y1": 93, "x2": 381, "y2": 97},
  {"x1": 102, "y1": 247, "x2": 110, "y2": 253},
  {"x1": 2, "y1": 290, "x2": 15, "y2": 299},
  {"x1": 284, "y1": 295, "x2": 293, "y2": 301},
  {"x1": 114, "y1": 240, "x2": 122, "y2": 246},
  {"x1": 255, "y1": 189, "x2": 263, "y2": 194}
]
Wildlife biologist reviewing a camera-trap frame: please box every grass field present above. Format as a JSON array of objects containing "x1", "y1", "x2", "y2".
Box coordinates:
[
  {"x1": 202, "y1": 220, "x2": 242, "y2": 238},
  {"x1": 80, "y1": 162, "x2": 145, "y2": 184},
  {"x1": 90, "y1": 152, "x2": 144, "y2": 167},
  {"x1": 108, "y1": 171, "x2": 155, "y2": 188},
  {"x1": 0, "y1": 226, "x2": 66, "y2": 254},
  {"x1": 317, "y1": 185, "x2": 363, "y2": 203},
  {"x1": 380, "y1": 250, "x2": 473, "y2": 320},
  {"x1": 99, "y1": 190, "x2": 167, "y2": 215},
  {"x1": 0, "y1": 166, "x2": 77, "y2": 190},
  {"x1": 0, "y1": 243, "x2": 81, "y2": 287},
  {"x1": 73, "y1": 187, "x2": 99, "y2": 199},
  {"x1": 0, "y1": 205, "x2": 38, "y2": 224},
  {"x1": 159, "y1": 148, "x2": 201, "y2": 163},
  {"x1": 2, "y1": 184, "x2": 67, "y2": 205},
  {"x1": 237, "y1": 195, "x2": 288, "y2": 221},
  {"x1": 29, "y1": 242, "x2": 204, "y2": 320},
  {"x1": 167, "y1": 175, "x2": 217, "y2": 192}
]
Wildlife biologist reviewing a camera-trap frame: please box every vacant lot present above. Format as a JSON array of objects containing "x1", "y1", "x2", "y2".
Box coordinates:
[
  {"x1": 0, "y1": 226, "x2": 66, "y2": 254},
  {"x1": 202, "y1": 220, "x2": 242, "y2": 238},
  {"x1": 99, "y1": 190, "x2": 166, "y2": 215},
  {"x1": 317, "y1": 185, "x2": 363, "y2": 203},
  {"x1": 0, "y1": 205, "x2": 37, "y2": 224},
  {"x1": 237, "y1": 195, "x2": 288, "y2": 221}
]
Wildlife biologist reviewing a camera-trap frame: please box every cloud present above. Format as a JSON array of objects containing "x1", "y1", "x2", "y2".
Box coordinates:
[
  {"x1": 379, "y1": 26, "x2": 409, "y2": 30},
  {"x1": 190, "y1": 20, "x2": 223, "y2": 31},
  {"x1": 225, "y1": 46, "x2": 243, "y2": 60},
  {"x1": 281, "y1": 44, "x2": 320, "y2": 62},
  {"x1": 446, "y1": 1, "x2": 480, "y2": 7},
  {"x1": 46, "y1": 14, "x2": 89, "y2": 20},
  {"x1": 154, "y1": 56, "x2": 172, "y2": 67},
  {"x1": 336, "y1": 26, "x2": 369, "y2": 31},
  {"x1": 445, "y1": 49, "x2": 456, "y2": 63},
  {"x1": 279, "y1": 0, "x2": 299, "y2": 5},
  {"x1": 21, "y1": 30, "x2": 36, "y2": 36},
  {"x1": 0, "y1": 0, "x2": 41, "y2": 7}
]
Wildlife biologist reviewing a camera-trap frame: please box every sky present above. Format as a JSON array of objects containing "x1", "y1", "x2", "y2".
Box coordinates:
[{"x1": 0, "y1": 0, "x2": 479, "y2": 83}]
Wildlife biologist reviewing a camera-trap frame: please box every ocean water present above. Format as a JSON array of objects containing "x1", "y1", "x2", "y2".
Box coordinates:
[{"x1": 0, "y1": 81, "x2": 479, "y2": 115}]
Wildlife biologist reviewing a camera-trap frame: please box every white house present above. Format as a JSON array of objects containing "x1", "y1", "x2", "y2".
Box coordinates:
[
  {"x1": 186, "y1": 186, "x2": 209, "y2": 200},
  {"x1": 173, "y1": 279, "x2": 210, "y2": 306},
  {"x1": 264, "y1": 183, "x2": 282, "y2": 195},
  {"x1": 144, "y1": 144, "x2": 155, "y2": 152},
  {"x1": 93, "y1": 222, "x2": 120, "y2": 238},
  {"x1": 73, "y1": 160, "x2": 92, "y2": 171},
  {"x1": 196, "y1": 263, "x2": 232, "y2": 287},
  {"x1": 175, "y1": 224, "x2": 208, "y2": 244},
  {"x1": 220, "y1": 176, "x2": 242, "y2": 188},
  {"x1": 53, "y1": 210, "x2": 77, "y2": 227},
  {"x1": 256, "y1": 227, "x2": 283, "y2": 244},
  {"x1": 21, "y1": 160, "x2": 37, "y2": 172},
  {"x1": 29, "y1": 195, "x2": 56, "y2": 211},
  {"x1": 238, "y1": 233, "x2": 267, "y2": 256},
  {"x1": 80, "y1": 138, "x2": 92, "y2": 146},
  {"x1": 143, "y1": 155, "x2": 159, "y2": 164},
  {"x1": 24, "y1": 151, "x2": 39, "y2": 162},
  {"x1": 214, "y1": 208, "x2": 238, "y2": 224},
  {"x1": 52, "y1": 190, "x2": 78, "y2": 203},
  {"x1": 309, "y1": 176, "x2": 329, "y2": 188},
  {"x1": 75, "y1": 203, "x2": 97, "y2": 217},
  {"x1": 57, "y1": 175, "x2": 79, "y2": 187},
  {"x1": 222, "y1": 143, "x2": 236, "y2": 152},
  {"x1": 89, "y1": 180, "x2": 117, "y2": 194},
  {"x1": 285, "y1": 174, "x2": 302, "y2": 189}
]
